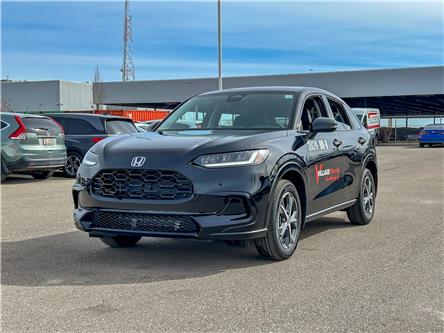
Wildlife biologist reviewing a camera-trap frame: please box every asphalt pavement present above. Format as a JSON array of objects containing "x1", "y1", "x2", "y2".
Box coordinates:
[{"x1": 1, "y1": 146, "x2": 443, "y2": 332}]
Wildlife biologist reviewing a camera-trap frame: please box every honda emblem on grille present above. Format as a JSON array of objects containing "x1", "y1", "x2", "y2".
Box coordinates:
[{"x1": 131, "y1": 156, "x2": 146, "y2": 167}]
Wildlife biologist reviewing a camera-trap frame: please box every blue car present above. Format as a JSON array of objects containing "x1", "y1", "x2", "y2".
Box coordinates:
[{"x1": 419, "y1": 124, "x2": 444, "y2": 147}]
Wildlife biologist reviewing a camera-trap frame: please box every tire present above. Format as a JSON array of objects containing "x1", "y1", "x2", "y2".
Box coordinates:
[
  {"x1": 1, "y1": 161, "x2": 7, "y2": 183},
  {"x1": 419, "y1": 143, "x2": 425, "y2": 148},
  {"x1": 347, "y1": 168, "x2": 376, "y2": 225},
  {"x1": 31, "y1": 171, "x2": 54, "y2": 179},
  {"x1": 100, "y1": 235, "x2": 142, "y2": 248},
  {"x1": 63, "y1": 152, "x2": 83, "y2": 178},
  {"x1": 255, "y1": 179, "x2": 302, "y2": 261}
]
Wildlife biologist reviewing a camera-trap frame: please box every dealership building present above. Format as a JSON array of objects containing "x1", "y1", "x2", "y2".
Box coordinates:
[{"x1": 2, "y1": 66, "x2": 443, "y2": 121}]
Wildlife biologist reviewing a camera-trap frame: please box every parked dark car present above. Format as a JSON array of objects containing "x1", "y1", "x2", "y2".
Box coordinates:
[
  {"x1": 73, "y1": 87, "x2": 378, "y2": 260},
  {"x1": 45, "y1": 113, "x2": 138, "y2": 177},
  {"x1": 419, "y1": 124, "x2": 444, "y2": 147},
  {"x1": 1, "y1": 112, "x2": 67, "y2": 182}
]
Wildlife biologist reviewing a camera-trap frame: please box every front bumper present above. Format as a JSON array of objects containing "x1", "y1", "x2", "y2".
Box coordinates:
[{"x1": 72, "y1": 163, "x2": 271, "y2": 240}]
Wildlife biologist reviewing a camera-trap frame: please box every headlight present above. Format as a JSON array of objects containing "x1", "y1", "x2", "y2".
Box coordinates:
[
  {"x1": 194, "y1": 149, "x2": 270, "y2": 168},
  {"x1": 82, "y1": 150, "x2": 99, "y2": 166}
]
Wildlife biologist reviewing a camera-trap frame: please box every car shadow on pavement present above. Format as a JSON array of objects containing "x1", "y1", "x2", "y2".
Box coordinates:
[
  {"x1": 1, "y1": 175, "x2": 49, "y2": 185},
  {"x1": 1, "y1": 217, "x2": 352, "y2": 287},
  {"x1": 300, "y1": 216, "x2": 355, "y2": 241},
  {"x1": 404, "y1": 145, "x2": 444, "y2": 149}
]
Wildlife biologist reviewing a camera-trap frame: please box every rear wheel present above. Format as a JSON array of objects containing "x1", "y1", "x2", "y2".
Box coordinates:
[
  {"x1": 64, "y1": 152, "x2": 82, "y2": 178},
  {"x1": 1, "y1": 161, "x2": 7, "y2": 183},
  {"x1": 100, "y1": 235, "x2": 141, "y2": 248},
  {"x1": 31, "y1": 171, "x2": 54, "y2": 179},
  {"x1": 347, "y1": 168, "x2": 376, "y2": 225},
  {"x1": 255, "y1": 179, "x2": 302, "y2": 261},
  {"x1": 419, "y1": 143, "x2": 425, "y2": 148}
]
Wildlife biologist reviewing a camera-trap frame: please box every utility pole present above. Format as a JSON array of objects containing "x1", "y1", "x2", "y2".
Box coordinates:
[
  {"x1": 121, "y1": 0, "x2": 135, "y2": 81},
  {"x1": 93, "y1": 65, "x2": 105, "y2": 112},
  {"x1": 217, "y1": 0, "x2": 222, "y2": 90}
]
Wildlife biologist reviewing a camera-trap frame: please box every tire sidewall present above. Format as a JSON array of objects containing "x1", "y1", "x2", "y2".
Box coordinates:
[
  {"x1": 1, "y1": 159, "x2": 7, "y2": 182},
  {"x1": 270, "y1": 180, "x2": 302, "y2": 258}
]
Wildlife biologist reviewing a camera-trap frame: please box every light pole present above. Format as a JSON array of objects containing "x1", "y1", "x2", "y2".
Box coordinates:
[{"x1": 217, "y1": 0, "x2": 222, "y2": 90}]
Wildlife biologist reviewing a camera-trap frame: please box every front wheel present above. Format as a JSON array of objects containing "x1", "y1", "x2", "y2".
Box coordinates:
[
  {"x1": 64, "y1": 153, "x2": 82, "y2": 178},
  {"x1": 419, "y1": 143, "x2": 425, "y2": 148},
  {"x1": 347, "y1": 168, "x2": 376, "y2": 225},
  {"x1": 31, "y1": 171, "x2": 54, "y2": 179},
  {"x1": 255, "y1": 179, "x2": 302, "y2": 261},
  {"x1": 100, "y1": 235, "x2": 141, "y2": 248}
]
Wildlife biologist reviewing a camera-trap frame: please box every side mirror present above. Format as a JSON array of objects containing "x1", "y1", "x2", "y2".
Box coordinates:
[{"x1": 311, "y1": 117, "x2": 337, "y2": 133}]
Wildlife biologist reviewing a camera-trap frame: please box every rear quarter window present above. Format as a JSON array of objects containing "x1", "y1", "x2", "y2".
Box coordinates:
[{"x1": 106, "y1": 120, "x2": 138, "y2": 134}]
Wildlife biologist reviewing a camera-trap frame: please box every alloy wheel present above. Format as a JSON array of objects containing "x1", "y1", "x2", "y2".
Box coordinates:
[
  {"x1": 362, "y1": 175, "x2": 375, "y2": 219},
  {"x1": 66, "y1": 155, "x2": 81, "y2": 177},
  {"x1": 276, "y1": 191, "x2": 299, "y2": 251}
]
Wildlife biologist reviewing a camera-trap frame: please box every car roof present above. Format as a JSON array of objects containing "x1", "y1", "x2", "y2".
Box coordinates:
[
  {"x1": 44, "y1": 112, "x2": 129, "y2": 120},
  {"x1": 1, "y1": 112, "x2": 51, "y2": 119},
  {"x1": 199, "y1": 86, "x2": 330, "y2": 96},
  {"x1": 351, "y1": 108, "x2": 380, "y2": 112},
  {"x1": 424, "y1": 123, "x2": 444, "y2": 128}
]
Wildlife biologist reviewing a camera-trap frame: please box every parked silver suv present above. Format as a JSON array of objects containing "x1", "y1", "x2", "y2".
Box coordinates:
[{"x1": 1, "y1": 113, "x2": 67, "y2": 182}]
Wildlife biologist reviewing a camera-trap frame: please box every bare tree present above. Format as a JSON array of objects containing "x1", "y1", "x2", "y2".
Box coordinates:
[
  {"x1": 93, "y1": 65, "x2": 105, "y2": 112},
  {"x1": 0, "y1": 99, "x2": 13, "y2": 113}
]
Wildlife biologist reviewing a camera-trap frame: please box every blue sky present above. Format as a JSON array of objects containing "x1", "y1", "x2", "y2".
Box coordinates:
[{"x1": 1, "y1": 1, "x2": 443, "y2": 82}]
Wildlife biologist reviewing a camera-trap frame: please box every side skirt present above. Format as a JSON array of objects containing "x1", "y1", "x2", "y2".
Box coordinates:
[{"x1": 305, "y1": 199, "x2": 357, "y2": 222}]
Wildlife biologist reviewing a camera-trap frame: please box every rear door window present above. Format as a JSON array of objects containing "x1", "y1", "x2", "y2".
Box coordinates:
[
  {"x1": 106, "y1": 120, "x2": 138, "y2": 134},
  {"x1": 68, "y1": 118, "x2": 102, "y2": 135},
  {"x1": 22, "y1": 117, "x2": 61, "y2": 136}
]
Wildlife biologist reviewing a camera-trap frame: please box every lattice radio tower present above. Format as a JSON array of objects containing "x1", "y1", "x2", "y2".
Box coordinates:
[{"x1": 121, "y1": 0, "x2": 135, "y2": 81}]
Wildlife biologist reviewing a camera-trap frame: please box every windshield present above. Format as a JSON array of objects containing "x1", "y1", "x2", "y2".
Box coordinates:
[{"x1": 157, "y1": 92, "x2": 296, "y2": 131}]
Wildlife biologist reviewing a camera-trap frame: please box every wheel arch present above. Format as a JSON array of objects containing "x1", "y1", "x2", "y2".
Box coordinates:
[
  {"x1": 271, "y1": 159, "x2": 308, "y2": 228},
  {"x1": 66, "y1": 148, "x2": 84, "y2": 159},
  {"x1": 363, "y1": 156, "x2": 378, "y2": 195}
]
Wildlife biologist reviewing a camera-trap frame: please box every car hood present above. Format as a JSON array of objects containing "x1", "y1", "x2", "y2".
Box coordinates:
[{"x1": 96, "y1": 130, "x2": 287, "y2": 157}]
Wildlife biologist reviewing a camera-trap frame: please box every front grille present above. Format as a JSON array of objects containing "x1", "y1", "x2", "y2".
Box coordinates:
[
  {"x1": 92, "y1": 211, "x2": 198, "y2": 233},
  {"x1": 91, "y1": 169, "x2": 193, "y2": 200}
]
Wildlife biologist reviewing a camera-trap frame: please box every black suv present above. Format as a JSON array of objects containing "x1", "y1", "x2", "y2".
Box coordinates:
[
  {"x1": 73, "y1": 87, "x2": 378, "y2": 260},
  {"x1": 46, "y1": 113, "x2": 138, "y2": 177}
]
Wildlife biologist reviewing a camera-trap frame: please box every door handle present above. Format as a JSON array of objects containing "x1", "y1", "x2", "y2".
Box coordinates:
[
  {"x1": 333, "y1": 138, "x2": 342, "y2": 147},
  {"x1": 358, "y1": 137, "x2": 367, "y2": 145}
]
